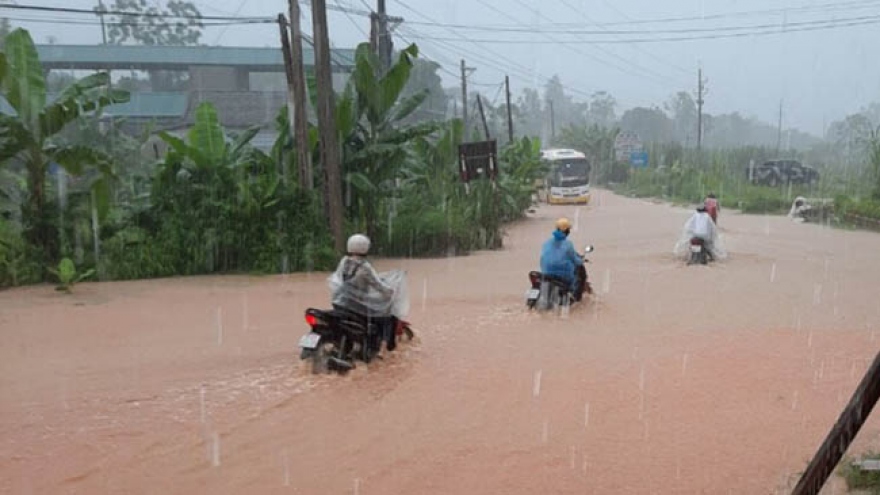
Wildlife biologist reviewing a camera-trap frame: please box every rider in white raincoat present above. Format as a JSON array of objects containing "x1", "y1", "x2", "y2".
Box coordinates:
[
  {"x1": 329, "y1": 234, "x2": 409, "y2": 350},
  {"x1": 674, "y1": 206, "x2": 728, "y2": 261}
]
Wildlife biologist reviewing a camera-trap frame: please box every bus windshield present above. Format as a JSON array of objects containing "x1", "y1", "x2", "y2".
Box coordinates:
[{"x1": 547, "y1": 158, "x2": 590, "y2": 187}]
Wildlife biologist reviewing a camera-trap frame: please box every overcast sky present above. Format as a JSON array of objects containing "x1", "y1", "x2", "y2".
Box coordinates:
[{"x1": 6, "y1": 0, "x2": 880, "y2": 135}]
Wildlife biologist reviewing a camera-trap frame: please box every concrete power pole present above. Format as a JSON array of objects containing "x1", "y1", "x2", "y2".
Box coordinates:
[
  {"x1": 460, "y1": 60, "x2": 475, "y2": 138},
  {"x1": 505, "y1": 75, "x2": 514, "y2": 143},
  {"x1": 311, "y1": 0, "x2": 346, "y2": 253},
  {"x1": 278, "y1": 14, "x2": 295, "y2": 186},
  {"x1": 549, "y1": 100, "x2": 556, "y2": 143},
  {"x1": 696, "y1": 67, "x2": 707, "y2": 154},
  {"x1": 776, "y1": 99, "x2": 784, "y2": 156},
  {"x1": 377, "y1": 0, "x2": 391, "y2": 72},
  {"x1": 278, "y1": 7, "x2": 313, "y2": 189},
  {"x1": 289, "y1": 0, "x2": 313, "y2": 189}
]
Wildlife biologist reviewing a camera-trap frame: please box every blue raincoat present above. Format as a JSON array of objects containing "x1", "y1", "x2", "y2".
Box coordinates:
[{"x1": 540, "y1": 230, "x2": 583, "y2": 290}]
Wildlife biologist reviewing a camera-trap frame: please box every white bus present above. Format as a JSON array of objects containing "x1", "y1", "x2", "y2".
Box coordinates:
[{"x1": 538, "y1": 148, "x2": 591, "y2": 205}]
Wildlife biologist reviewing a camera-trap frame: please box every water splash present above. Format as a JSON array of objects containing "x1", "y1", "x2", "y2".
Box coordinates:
[
  {"x1": 813, "y1": 284, "x2": 822, "y2": 305},
  {"x1": 242, "y1": 293, "x2": 249, "y2": 331},
  {"x1": 807, "y1": 331, "x2": 813, "y2": 348},
  {"x1": 216, "y1": 307, "x2": 224, "y2": 346},
  {"x1": 353, "y1": 478, "x2": 361, "y2": 495},
  {"x1": 200, "y1": 384, "x2": 206, "y2": 424},
  {"x1": 791, "y1": 390, "x2": 799, "y2": 410},
  {"x1": 584, "y1": 402, "x2": 590, "y2": 428},
  {"x1": 282, "y1": 448, "x2": 290, "y2": 486},
  {"x1": 681, "y1": 353, "x2": 689, "y2": 376},
  {"x1": 541, "y1": 419, "x2": 549, "y2": 443},
  {"x1": 638, "y1": 364, "x2": 646, "y2": 391},
  {"x1": 533, "y1": 370, "x2": 542, "y2": 398},
  {"x1": 770, "y1": 263, "x2": 777, "y2": 283},
  {"x1": 421, "y1": 277, "x2": 428, "y2": 311},
  {"x1": 602, "y1": 269, "x2": 611, "y2": 294},
  {"x1": 211, "y1": 432, "x2": 220, "y2": 467},
  {"x1": 570, "y1": 446, "x2": 577, "y2": 469}
]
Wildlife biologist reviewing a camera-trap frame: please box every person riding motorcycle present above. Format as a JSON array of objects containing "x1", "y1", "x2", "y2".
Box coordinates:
[
  {"x1": 684, "y1": 206, "x2": 719, "y2": 261},
  {"x1": 704, "y1": 193, "x2": 719, "y2": 224},
  {"x1": 331, "y1": 234, "x2": 399, "y2": 351},
  {"x1": 539, "y1": 217, "x2": 585, "y2": 301}
]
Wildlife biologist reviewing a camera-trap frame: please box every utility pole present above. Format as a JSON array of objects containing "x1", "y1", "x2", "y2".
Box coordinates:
[
  {"x1": 97, "y1": 0, "x2": 107, "y2": 45},
  {"x1": 278, "y1": 13, "x2": 295, "y2": 186},
  {"x1": 791, "y1": 347, "x2": 880, "y2": 495},
  {"x1": 696, "y1": 67, "x2": 707, "y2": 154},
  {"x1": 460, "y1": 60, "x2": 475, "y2": 139},
  {"x1": 476, "y1": 94, "x2": 490, "y2": 140},
  {"x1": 505, "y1": 75, "x2": 514, "y2": 143},
  {"x1": 377, "y1": 0, "x2": 391, "y2": 72},
  {"x1": 311, "y1": 0, "x2": 345, "y2": 253},
  {"x1": 776, "y1": 99, "x2": 784, "y2": 156},
  {"x1": 549, "y1": 100, "x2": 556, "y2": 143},
  {"x1": 289, "y1": 0, "x2": 312, "y2": 189}
]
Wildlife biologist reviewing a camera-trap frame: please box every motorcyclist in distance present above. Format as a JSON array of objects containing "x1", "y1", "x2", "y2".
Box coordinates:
[
  {"x1": 685, "y1": 205, "x2": 719, "y2": 261},
  {"x1": 540, "y1": 217, "x2": 585, "y2": 301}
]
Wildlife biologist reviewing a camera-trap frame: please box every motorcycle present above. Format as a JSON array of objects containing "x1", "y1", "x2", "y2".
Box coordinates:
[
  {"x1": 687, "y1": 237, "x2": 712, "y2": 265},
  {"x1": 298, "y1": 307, "x2": 415, "y2": 374},
  {"x1": 526, "y1": 245, "x2": 595, "y2": 312}
]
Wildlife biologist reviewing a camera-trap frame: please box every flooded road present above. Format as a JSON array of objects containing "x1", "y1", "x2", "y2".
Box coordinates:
[{"x1": 3, "y1": 190, "x2": 880, "y2": 494}]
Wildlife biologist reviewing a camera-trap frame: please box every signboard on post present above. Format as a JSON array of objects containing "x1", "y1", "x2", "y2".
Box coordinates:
[
  {"x1": 614, "y1": 131, "x2": 643, "y2": 162},
  {"x1": 630, "y1": 151, "x2": 649, "y2": 168},
  {"x1": 458, "y1": 140, "x2": 498, "y2": 183}
]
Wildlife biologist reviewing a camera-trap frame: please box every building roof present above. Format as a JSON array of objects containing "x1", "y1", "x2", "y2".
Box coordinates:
[{"x1": 35, "y1": 44, "x2": 356, "y2": 72}]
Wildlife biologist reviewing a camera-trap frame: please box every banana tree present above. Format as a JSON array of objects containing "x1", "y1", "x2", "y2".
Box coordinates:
[
  {"x1": 0, "y1": 28, "x2": 129, "y2": 263},
  {"x1": 335, "y1": 42, "x2": 442, "y2": 238}
]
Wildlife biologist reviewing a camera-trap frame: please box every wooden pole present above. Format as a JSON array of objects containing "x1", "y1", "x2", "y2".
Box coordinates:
[
  {"x1": 460, "y1": 59, "x2": 469, "y2": 138},
  {"x1": 311, "y1": 0, "x2": 346, "y2": 253},
  {"x1": 505, "y1": 75, "x2": 514, "y2": 143},
  {"x1": 277, "y1": 14, "x2": 295, "y2": 186},
  {"x1": 289, "y1": 0, "x2": 313, "y2": 189},
  {"x1": 791, "y1": 347, "x2": 880, "y2": 495},
  {"x1": 476, "y1": 94, "x2": 490, "y2": 140}
]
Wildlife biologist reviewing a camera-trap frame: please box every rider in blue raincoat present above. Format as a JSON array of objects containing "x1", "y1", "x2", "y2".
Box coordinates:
[{"x1": 540, "y1": 217, "x2": 584, "y2": 294}]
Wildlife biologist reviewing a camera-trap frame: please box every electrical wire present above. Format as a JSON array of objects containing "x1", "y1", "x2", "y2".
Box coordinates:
[
  {"x1": 0, "y1": 3, "x2": 273, "y2": 22},
  {"x1": 402, "y1": 15, "x2": 880, "y2": 44},
  {"x1": 401, "y1": 0, "x2": 880, "y2": 29},
  {"x1": 212, "y1": 0, "x2": 250, "y2": 44}
]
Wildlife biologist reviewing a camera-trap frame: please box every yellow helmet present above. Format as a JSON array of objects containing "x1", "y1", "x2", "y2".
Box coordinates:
[{"x1": 555, "y1": 217, "x2": 572, "y2": 231}]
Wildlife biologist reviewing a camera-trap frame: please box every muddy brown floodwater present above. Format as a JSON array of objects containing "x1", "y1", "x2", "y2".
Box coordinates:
[{"x1": 3, "y1": 190, "x2": 880, "y2": 494}]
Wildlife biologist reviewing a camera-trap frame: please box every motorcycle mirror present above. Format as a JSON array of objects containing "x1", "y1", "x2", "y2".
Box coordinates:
[{"x1": 584, "y1": 245, "x2": 594, "y2": 253}]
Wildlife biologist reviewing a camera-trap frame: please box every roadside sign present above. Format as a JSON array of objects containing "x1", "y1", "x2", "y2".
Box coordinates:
[{"x1": 630, "y1": 152, "x2": 649, "y2": 168}]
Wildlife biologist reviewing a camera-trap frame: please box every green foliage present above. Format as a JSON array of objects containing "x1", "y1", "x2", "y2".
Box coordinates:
[
  {"x1": 0, "y1": 217, "x2": 40, "y2": 287},
  {"x1": 0, "y1": 32, "x2": 546, "y2": 287},
  {"x1": 99, "y1": 101, "x2": 335, "y2": 280},
  {"x1": 838, "y1": 453, "x2": 880, "y2": 494},
  {"x1": 100, "y1": 0, "x2": 204, "y2": 46},
  {"x1": 48, "y1": 256, "x2": 94, "y2": 293},
  {"x1": 0, "y1": 28, "x2": 129, "y2": 266}
]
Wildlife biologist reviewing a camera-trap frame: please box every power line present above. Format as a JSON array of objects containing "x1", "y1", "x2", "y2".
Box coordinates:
[
  {"x1": 333, "y1": 0, "x2": 368, "y2": 38},
  {"x1": 212, "y1": 0, "x2": 251, "y2": 44},
  {"x1": 473, "y1": 0, "x2": 683, "y2": 90},
  {"x1": 397, "y1": 25, "x2": 651, "y2": 109},
  {"x1": 2, "y1": 15, "x2": 275, "y2": 28},
  {"x1": 555, "y1": 0, "x2": 692, "y2": 78},
  {"x1": 403, "y1": 10, "x2": 880, "y2": 36},
  {"x1": 0, "y1": 3, "x2": 273, "y2": 22},
  {"x1": 404, "y1": 16, "x2": 880, "y2": 44},
  {"x1": 402, "y1": 0, "x2": 880, "y2": 29}
]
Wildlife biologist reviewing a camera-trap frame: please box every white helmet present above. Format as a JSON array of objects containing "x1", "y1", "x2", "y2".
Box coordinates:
[{"x1": 347, "y1": 234, "x2": 371, "y2": 255}]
